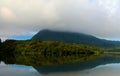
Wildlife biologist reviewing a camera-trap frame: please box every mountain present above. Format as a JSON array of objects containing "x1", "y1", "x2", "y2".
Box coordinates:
[{"x1": 32, "y1": 29, "x2": 120, "y2": 48}]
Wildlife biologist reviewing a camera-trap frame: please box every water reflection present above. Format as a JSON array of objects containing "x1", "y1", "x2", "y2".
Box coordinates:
[
  {"x1": 35, "y1": 55, "x2": 120, "y2": 74},
  {"x1": 1, "y1": 54, "x2": 120, "y2": 76},
  {"x1": 0, "y1": 53, "x2": 100, "y2": 73},
  {"x1": 1, "y1": 61, "x2": 120, "y2": 76},
  {"x1": 40, "y1": 63, "x2": 120, "y2": 76},
  {"x1": 0, "y1": 62, "x2": 40, "y2": 76}
]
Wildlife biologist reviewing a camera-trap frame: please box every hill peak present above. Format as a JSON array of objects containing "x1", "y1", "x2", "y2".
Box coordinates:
[{"x1": 32, "y1": 29, "x2": 120, "y2": 48}]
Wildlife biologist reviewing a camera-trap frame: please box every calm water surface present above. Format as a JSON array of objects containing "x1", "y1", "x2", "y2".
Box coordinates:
[{"x1": 1, "y1": 54, "x2": 120, "y2": 76}]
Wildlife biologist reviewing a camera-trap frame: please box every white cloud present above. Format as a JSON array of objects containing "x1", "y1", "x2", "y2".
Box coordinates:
[
  {"x1": 0, "y1": 0, "x2": 120, "y2": 40},
  {"x1": 98, "y1": 0, "x2": 119, "y2": 16},
  {"x1": 0, "y1": 7, "x2": 16, "y2": 22}
]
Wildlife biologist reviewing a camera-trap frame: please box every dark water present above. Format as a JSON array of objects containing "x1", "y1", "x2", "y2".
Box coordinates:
[{"x1": 1, "y1": 54, "x2": 120, "y2": 76}]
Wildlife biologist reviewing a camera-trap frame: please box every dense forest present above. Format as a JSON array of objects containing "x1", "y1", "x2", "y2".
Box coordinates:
[
  {"x1": 0, "y1": 50, "x2": 100, "y2": 66},
  {"x1": 0, "y1": 39, "x2": 102, "y2": 65},
  {"x1": 0, "y1": 39, "x2": 101, "y2": 54},
  {"x1": 0, "y1": 39, "x2": 1, "y2": 44}
]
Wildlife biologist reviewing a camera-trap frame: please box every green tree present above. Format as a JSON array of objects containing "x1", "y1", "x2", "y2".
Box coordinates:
[
  {"x1": 0, "y1": 38, "x2": 1, "y2": 44},
  {"x1": 0, "y1": 39, "x2": 102, "y2": 65},
  {"x1": 0, "y1": 38, "x2": 1, "y2": 50}
]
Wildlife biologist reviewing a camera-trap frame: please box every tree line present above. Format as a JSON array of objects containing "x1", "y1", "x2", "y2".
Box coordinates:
[{"x1": 0, "y1": 39, "x2": 102, "y2": 65}]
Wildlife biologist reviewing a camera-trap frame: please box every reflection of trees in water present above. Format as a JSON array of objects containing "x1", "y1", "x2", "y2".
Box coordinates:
[
  {"x1": 0, "y1": 53, "x2": 99, "y2": 67},
  {"x1": 0, "y1": 53, "x2": 101, "y2": 74},
  {"x1": 0, "y1": 39, "x2": 103, "y2": 74},
  {"x1": 34, "y1": 55, "x2": 120, "y2": 74},
  {"x1": 1, "y1": 53, "x2": 120, "y2": 74},
  {"x1": 2, "y1": 53, "x2": 120, "y2": 74},
  {"x1": 0, "y1": 53, "x2": 16, "y2": 64}
]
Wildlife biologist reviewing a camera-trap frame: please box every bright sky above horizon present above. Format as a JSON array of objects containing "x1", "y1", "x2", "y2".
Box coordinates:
[{"x1": 0, "y1": 0, "x2": 120, "y2": 41}]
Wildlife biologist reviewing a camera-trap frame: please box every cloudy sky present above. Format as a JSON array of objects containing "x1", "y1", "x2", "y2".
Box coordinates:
[{"x1": 0, "y1": 0, "x2": 120, "y2": 40}]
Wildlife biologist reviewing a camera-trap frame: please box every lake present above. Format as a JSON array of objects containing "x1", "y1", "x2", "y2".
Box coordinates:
[{"x1": 0, "y1": 54, "x2": 120, "y2": 76}]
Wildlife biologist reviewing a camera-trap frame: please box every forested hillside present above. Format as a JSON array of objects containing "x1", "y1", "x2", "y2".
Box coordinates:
[{"x1": 33, "y1": 29, "x2": 120, "y2": 48}]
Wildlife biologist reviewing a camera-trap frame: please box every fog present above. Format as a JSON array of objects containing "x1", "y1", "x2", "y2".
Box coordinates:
[{"x1": 0, "y1": 0, "x2": 120, "y2": 40}]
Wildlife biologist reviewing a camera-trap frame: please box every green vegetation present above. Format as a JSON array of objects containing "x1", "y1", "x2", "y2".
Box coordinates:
[
  {"x1": 33, "y1": 29, "x2": 120, "y2": 48},
  {"x1": 0, "y1": 39, "x2": 102, "y2": 66},
  {"x1": 0, "y1": 39, "x2": 1, "y2": 44},
  {"x1": 0, "y1": 53, "x2": 100, "y2": 67},
  {"x1": 104, "y1": 48, "x2": 120, "y2": 52}
]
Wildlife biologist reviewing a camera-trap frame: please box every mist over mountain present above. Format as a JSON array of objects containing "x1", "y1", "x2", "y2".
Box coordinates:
[
  {"x1": 1, "y1": 0, "x2": 120, "y2": 40},
  {"x1": 32, "y1": 29, "x2": 120, "y2": 48}
]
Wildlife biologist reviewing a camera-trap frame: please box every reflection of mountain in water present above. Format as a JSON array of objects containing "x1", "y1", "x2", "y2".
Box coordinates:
[
  {"x1": 34, "y1": 55, "x2": 120, "y2": 74},
  {"x1": 1, "y1": 53, "x2": 120, "y2": 74}
]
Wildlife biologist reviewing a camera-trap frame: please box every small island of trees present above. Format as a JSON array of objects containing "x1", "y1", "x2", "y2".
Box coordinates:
[{"x1": 0, "y1": 39, "x2": 102, "y2": 66}]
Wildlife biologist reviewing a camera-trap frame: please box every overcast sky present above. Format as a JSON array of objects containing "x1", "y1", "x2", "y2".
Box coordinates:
[{"x1": 0, "y1": 0, "x2": 120, "y2": 40}]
